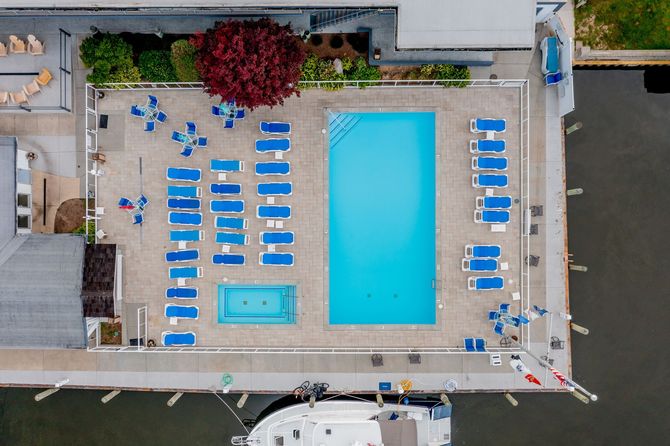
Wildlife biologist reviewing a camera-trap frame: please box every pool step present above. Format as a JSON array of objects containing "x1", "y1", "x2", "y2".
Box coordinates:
[{"x1": 329, "y1": 114, "x2": 361, "y2": 149}]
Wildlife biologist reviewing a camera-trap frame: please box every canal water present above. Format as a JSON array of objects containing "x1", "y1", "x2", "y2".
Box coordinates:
[{"x1": 1, "y1": 70, "x2": 669, "y2": 445}]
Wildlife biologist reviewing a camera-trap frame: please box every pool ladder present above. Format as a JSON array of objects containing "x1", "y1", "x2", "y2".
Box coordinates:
[{"x1": 328, "y1": 113, "x2": 361, "y2": 149}]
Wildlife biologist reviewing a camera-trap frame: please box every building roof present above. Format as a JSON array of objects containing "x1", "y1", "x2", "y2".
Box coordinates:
[
  {"x1": 0, "y1": 136, "x2": 16, "y2": 251},
  {"x1": 0, "y1": 234, "x2": 86, "y2": 348},
  {"x1": 81, "y1": 243, "x2": 117, "y2": 318}
]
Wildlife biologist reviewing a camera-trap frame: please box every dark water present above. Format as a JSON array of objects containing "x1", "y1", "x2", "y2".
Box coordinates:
[{"x1": 1, "y1": 70, "x2": 669, "y2": 445}]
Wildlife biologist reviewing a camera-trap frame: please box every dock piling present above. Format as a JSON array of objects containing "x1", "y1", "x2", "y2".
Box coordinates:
[
  {"x1": 167, "y1": 392, "x2": 184, "y2": 407},
  {"x1": 569, "y1": 264, "x2": 588, "y2": 272},
  {"x1": 34, "y1": 388, "x2": 60, "y2": 402},
  {"x1": 101, "y1": 390, "x2": 121, "y2": 404},
  {"x1": 565, "y1": 122, "x2": 583, "y2": 135},
  {"x1": 237, "y1": 393, "x2": 249, "y2": 409},
  {"x1": 572, "y1": 391, "x2": 590, "y2": 404},
  {"x1": 567, "y1": 188, "x2": 584, "y2": 196},
  {"x1": 505, "y1": 393, "x2": 518, "y2": 406},
  {"x1": 571, "y1": 322, "x2": 590, "y2": 335},
  {"x1": 376, "y1": 394, "x2": 384, "y2": 408}
]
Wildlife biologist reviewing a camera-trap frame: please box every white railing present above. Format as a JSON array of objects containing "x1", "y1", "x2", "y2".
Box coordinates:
[
  {"x1": 88, "y1": 345, "x2": 522, "y2": 354},
  {"x1": 519, "y1": 80, "x2": 531, "y2": 348},
  {"x1": 84, "y1": 84, "x2": 99, "y2": 244}
]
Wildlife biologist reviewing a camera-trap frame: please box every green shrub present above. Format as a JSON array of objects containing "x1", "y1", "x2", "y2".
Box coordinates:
[
  {"x1": 170, "y1": 40, "x2": 199, "y2": 82},
  {"x1": 80, "y1": 33, "x2": 139, "y2": 85},
  {"x1": 73, "y1": 221, "x2": 96, "y2": 244},
  {"x1": 300, "y1": 54, "x2": 380, "y2": 90},
  {"x1": 345, "y1": 57, "x2": 381, "y2": 86},
  {"x1": 138, "y1": 50, "x2": 178, "y2": 82},
  {"x1": 417, "y1": 64, "x2": 470, "y2": 87}
]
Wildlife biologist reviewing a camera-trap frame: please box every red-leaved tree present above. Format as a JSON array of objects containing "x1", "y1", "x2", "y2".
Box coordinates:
[{"x1": 191, "y1": 19, "x2": 306, "y2": 110}]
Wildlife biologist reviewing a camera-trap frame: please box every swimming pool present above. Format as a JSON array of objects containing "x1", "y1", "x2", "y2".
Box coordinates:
[
  {"x1": 328, "y1": 112, "x2": 436, "y2": 325},
  {"x1": 217, "y1": 285, "x2": 296, "y2": 324}
]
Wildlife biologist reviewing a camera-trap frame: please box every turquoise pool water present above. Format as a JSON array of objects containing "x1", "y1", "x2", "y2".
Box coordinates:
[
  {"x1": 328, "y1": 112, "x2": 436, "y2": 324},
  {"x1": 217, "y1": 285, "x2": 296, "y2": 324}
]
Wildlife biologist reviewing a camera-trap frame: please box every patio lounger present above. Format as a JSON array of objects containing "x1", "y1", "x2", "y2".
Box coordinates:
[
  {"x1": 467, "y1": 276, "x2": 504, "y2": 291},
  {"x1": 545, "y1": 72, "x2": 563, "y2": 86},
  {"x1": 0, "y1": 92, "x2": 7, "y2": 104},
  {"x1": 210, "y1": 200, "x2": 244, "y2": 213},
  {"x1": 197, "y1": 136, "x2": 207, "y2": 147},
  {"x1": 156, "y1": 110, "x2": 168, "y2": 123},
  {"x1": 27, "y1": 35, "x2": 44, "y2": 55},
  {"x1": 147, "y1": 95, "x2": 158, "y2": 109},
  {"x1": 130, "y1": 105, "x2": 144, "y2": 117},
  {"x1": 185, "y1": 121, "x2": 197, "y2": 135},
  {"x1": 165, "y1": 287, "x2": 198, "y2": 299},
  {"x1": 257, "y1": 205, "x2": 291, "y2": 219},
  {"x1": 472, "y1": 174, "x2": 508, "y2": 188},
  {"x1": 169, "y1": 229, "x2": 204, "y2": 242},
  {"x1": 211, "y1": 105, "x2": 221, "y2": 116},
  {"x1": 255, "y1": 138, "x2": 291, "y2": 153},
  {"x1": 35, "y1": 68, "x2": 53, "y2": 87},
  {"x1": 22, "y1": 80, "x2": 40, "y2": 97},
  {"x1": 167, "y1": 198, "x2": 201, "y2": 210},
  {"x1": 474, "y1": 210, "x2": 510, "y2": 224},
  {"x1": 470, "y1": 118, "x2": 506, "y2": 133},
  {"x1": 169, "y1": 266, "x2": 203, "y2": 279},
  {"x1": 168, "y1": 212, "x2": 203, "y2": 226},
  {"x1": 464, "y1": 338, "x2": 476, "y2": 352},
  {"x1": 259, "y1": 252, "x2": 294, "y2": 266},
  {"x1": 210, "y1": 183, "x2": 242, "y2": 195},
  {"x1": 180, "y1": 145, "x2": 194, "y2": 158},
  {"x1": 118, "y1": 197, "x2": 135, "y2": 209},
  {"x1": 215, "y1": 216, "x2": 248, "y2": 230},
  {"x1": 224, "y1": 119, "x2": 234, "y2": 129},
  {"x1": 161, "y1": 331, "x2": 196, "y2": 346},
  {"x1": 257, "y1": 182, "x2": 292, "y2": 196},
  {"x1": 462, "y1": 258, "x2": 498, "y2": 272},
  {"x1": 212, "y1": 253, "x2": 245, "y2": 266},
  {"x1": 472, "y1": 156, "x2": 508, "y2": 171},
  {"x1": 144, "y1": 120, "x2": 155, "y2": 132},
  {"x1": 9, "y1": 91, "x2": 29, "y2": 105},
  {"x1": 494, "y1": 321, "x2": 505, "y2": 336},
  {"x1": 260, "y1": 121, "x2": 291, "y2": 135},
  {"x1": 235, "y1": 109, "x2": 245, "y2": 120},
  {"x1": 255, "y1": 162, "x2": 290, "y2": 176},
  {"x1": 9, "y1": 35, "x2": 26, "y2": 54},
  {"x1": 465, "y1": 245, "x2": 501, "y2": 258},
  {"x1": 476, "y1": 196, "x2": 513, "y2": 210},
  {"x1": 132, "y1": 212, "x2": 144, "y2": 225},
  {"x1": 165, "y1": 304, "x2": 199, "y2": 320},
  {"x1": 215, "y1": 231, "x2": 249, "y2": 246},
  {"x1": 499, "y1": 303, "x2": 510, "y2": 314},
  {"x1": 136, "y1": 194, "x2": 149, "y2": 210},
  {"x1": 260, "y1": 231, "x2": 295, "y2": 245},
  {"x1": 167, "y1": 185, "x2": 201, "y2": 198},
  {"x1": 475, "y1": 338, "x2": 487, "y2": 352},
  {"x1": 171, "y1": 131, "x2": 190, "y2": 144},
  {"x1": 541, "y1": 36, "x2": 559, "y2": 75},
  {"x1": 210, "y1": 159, "x2": 243, "y2": 172},
  {"x1": 0, "y1": 42, "x2": 5, "y2": 57},
  {"x1": 470, "y1": 139, "x2": 506, "y2": 154},
  {"x1": 488, "y1": 311, "x2": 499, "y2": 321},
  {"x1": 165, "y1": 249, "x2": 200, "y2": 263},
  {"x1": 166, "y1": 167, "x2": 201, "y2": 182}
]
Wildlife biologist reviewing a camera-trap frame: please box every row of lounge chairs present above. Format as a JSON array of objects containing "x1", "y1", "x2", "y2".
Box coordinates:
[
  {"x1": 1, "y1": 68, "x2": 54, "y2": 106},
  {"x1": 464, "y1": 244, "x2": 505, "y2": 290}
]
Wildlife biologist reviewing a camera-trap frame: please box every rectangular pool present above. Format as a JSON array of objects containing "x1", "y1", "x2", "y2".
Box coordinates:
[
  {"x1": 217, "y1": 284, "x2": 296, "y2": 324},
  {"x1": 328, "y1": 112, "x2": 436, "y2": 324}
]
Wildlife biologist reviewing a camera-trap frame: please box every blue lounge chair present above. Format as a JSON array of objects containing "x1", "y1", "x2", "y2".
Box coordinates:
[
  {"x1": 494, "y1": 321, "x2": 505, "y2": 336},
  {"x1": 465, "y1": 245, "x2": 501, "y2": 258},
  {"x1": 130, "y1": 105, "x2": 144, "y2": 117},
  {"x1": 168, "y1": 212, "x2": 203, "y2": 226},
  {"x1": 474, "y1": 210, "x2": 510, "y2": 224},
  {"x1": 499, "y1": 303, "x2": 510, "y2": 314},
  {"x1": 132, "y1": 212, "x2": 144, "y2": 225},
  {"x1": 156, "y1": 110, "x2": 167, "y2": 123},
  {"x1": 472, "y1": 174, "x2": 508, "y2": 188},
  {"x1": 211, "y1": 159, "x2": 243, "y2": 172},
  {"x1": 224, "y1": 119, "x2": 235, "y2": 129},
  {"x1": 545, "y1": 72, "x2": 563, "y2": 86},
  {"x1": 215, "y1": 216, "x2": 247, "y2": 230},
  {"x1": 197, "y1": 136, "x2": 207, "y2": 147},
  {"x1": 470, "y1": 139, "x2": 506, "y2": 154},
  {"x1": 172, "y1": 131, "x2": 190, "y2": 144},
  {"x1": 210, "y1": 200, "x2": 244, "y2": 213},
  {"x1": 185, "y1": 121, "x2": 197, "y2": 136},
  {"x1": 215, "y1": 231, "x2": 249, "y2": 246},
  {"x1": 470, "y1": 118, "x2": 506, "y2": 133},
  {"x1": 210, "y1": 183, "x2": 242, "y2": 195},
  {"x1": 475, "y1": 338, "x2": 487, "y2": 352},
  {"x1": 165, "y1": 249, "x2": 200, "y2": 263},
  {"x1": 468, "y1": 276, "x2": 504, "y2": 291},
  {"x1": 169, "y1": 266, "x2": 202, "y2": 279},
  {"x1": 169, "y1": 229, "x2": 203, "y2": 242},
  {"x1": 541, "y1": 36, "x2": 559, "y2": 75},
  {"x1": 167, "y1": 198, "x2": 201, "y2": 210},
  {"x1": 464, "y1": 338, "x2": 476, "y2": 352},
  {"x1": 235, "y1": 109, "x2": 245, "y2": 120},
  {"x1": 147, "y1": 95, "x2": 158, "y2": 109},
  {"x1": 144, "y1": 120, "x2": 155, "y2": 132},
  {"x1": 472, "y1": 156, "x2": 508, "y2": 171},
  {"x1": 165, "y1": 304, "x2": 199, "y2": 320},
  {"x1": 212, "y1": 253, "x2": 245, "y2": 266},
  {"x1": 259, "y1": 252, "x2": 294, "y2": 266},
  {"x1": 476, "y1": 196, "x2": 513, "y2": 210},
  {"x1": 260, "y1": 231, "x2": 294, "y2": 245},
  {"x1": 462, "y1": 258, "x2": 498, "y2": 272},
  {"x1": 255, "y1": 162, "x2": 290, "y2": 176},
  {"x1": 260, "y1": 121, "x2": 291, "y2": 135},
  {"x1": 166, "y1": 167, "x2": 201, "y2": 182},
  {"x1": 161, "y1": 331, "x2": 196, "y2": 346},
  {"x1": 136, "y1": 194, "x2": 149, "y2": 210},
  {"x1": 211, "y1": 105, "x2": 221, "y2": 116},
  {"x1": 517, "y1": 314, "x2": 530, "y2": 325},
  {"x1": 118, "y1": 197, "x2": 135, "y2": 209},
  {"x1": 255, "y1": 138, "x2": 291, "y2": 153},
  {"x1": 180, "y1": 145, "x2": 194, "y2": 158},
  {"x1": 167, "y1": 185, "x2": 201, "y2": 198},
  {"x1": 165, "y1": 287, "x2": 198, "y2": 299},
  {"x1": 488, "y1": 311, "x2": 499, "y2": 321},
  {"x1": 257, "y1": 182, "x2": 292, "y2": 196},
  {"x1": 257, "y1": 205, "x2": 291, "y2": 219}
]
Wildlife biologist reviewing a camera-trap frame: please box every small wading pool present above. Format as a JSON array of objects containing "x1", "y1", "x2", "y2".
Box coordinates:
[{"x1": 217, "y1": 284, "x2": 297, "y2": 324}]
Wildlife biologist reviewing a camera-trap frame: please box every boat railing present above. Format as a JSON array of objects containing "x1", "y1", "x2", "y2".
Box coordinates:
[{"x1": 231, "y1": 435, "x2": 261, "y2": 445}]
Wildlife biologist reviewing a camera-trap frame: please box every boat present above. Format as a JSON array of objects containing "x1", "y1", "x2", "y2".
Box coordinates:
[{"x1": 231, "y1": 399, "x2": 452, "y2": 445}]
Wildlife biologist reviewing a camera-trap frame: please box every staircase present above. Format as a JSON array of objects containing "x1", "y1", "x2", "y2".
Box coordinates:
[
  {"x1": 328, "y1": 113, "x2": 361, "y2": 149},
  {"x1": 309, "y1": 9, "x2": 379, "y2": 32}
]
